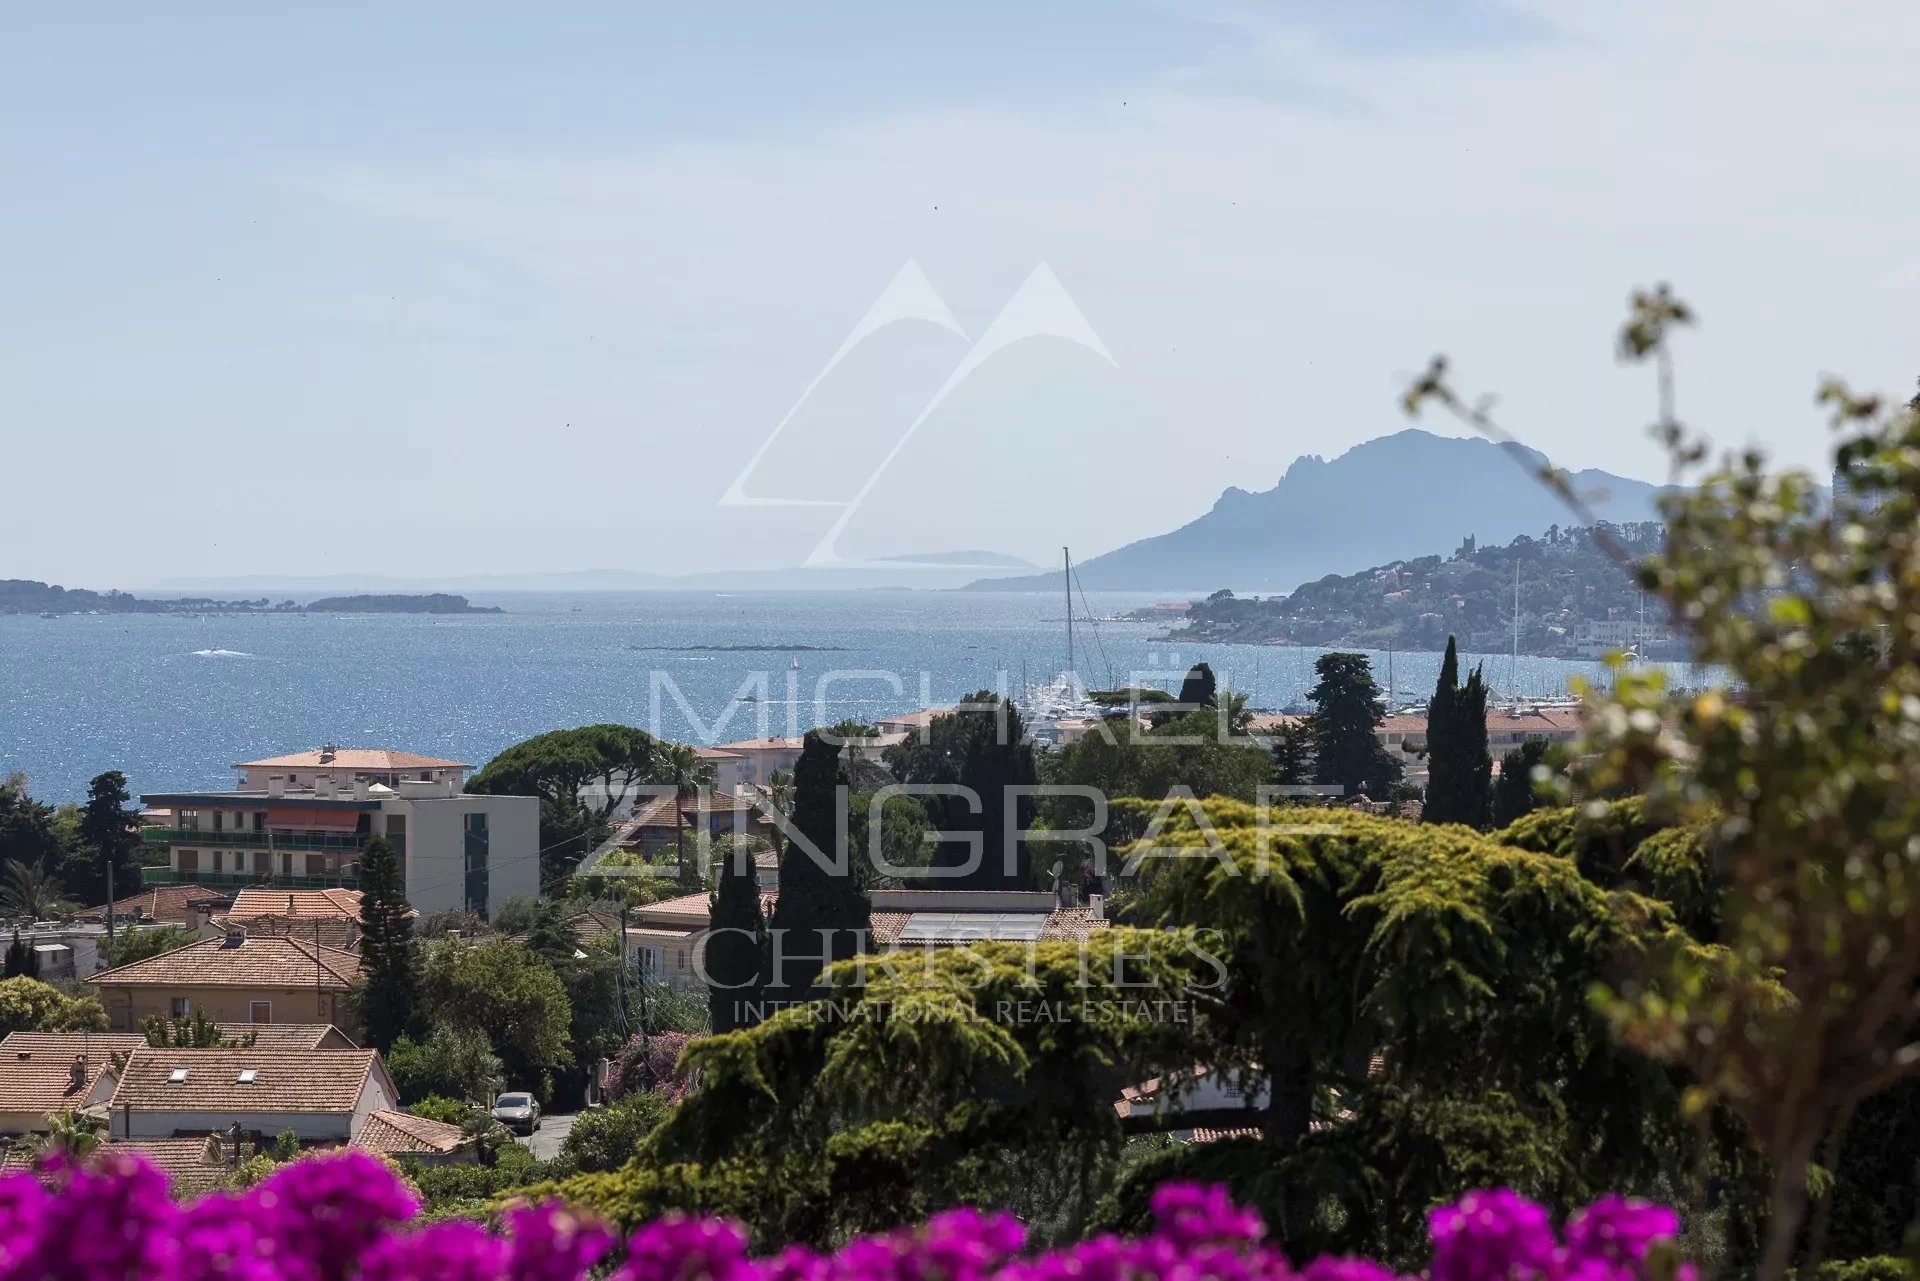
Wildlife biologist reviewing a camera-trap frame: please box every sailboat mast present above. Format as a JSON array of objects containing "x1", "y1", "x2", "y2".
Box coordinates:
[
  {"x1": 1063, "y1": 546, "x2": 1074, "y2": 679},
  {"x1": 1510, "y1": 563, "x2": 1520, "y2": 704}
]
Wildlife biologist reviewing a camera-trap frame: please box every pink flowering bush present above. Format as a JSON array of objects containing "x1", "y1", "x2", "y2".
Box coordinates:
[
  {"x1": 605, "y1": 1031, "x2": 694, "y2": 1104},
  {"x1": 0, "y1": 1149, "x2": 1689, "y2": 1281}
]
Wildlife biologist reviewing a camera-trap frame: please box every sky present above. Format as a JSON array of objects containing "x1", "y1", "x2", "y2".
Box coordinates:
[{"x1": 4, "y1": 1, "x2": 1918, "y2": 586}]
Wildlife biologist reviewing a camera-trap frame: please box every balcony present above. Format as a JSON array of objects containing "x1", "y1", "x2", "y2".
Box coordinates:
[
  {"x1": 141, "y1": 868, "x2": 360, "y2": 891},
  {"x1": 140, "y1": 828, "x2": 402, "y2": 855}
]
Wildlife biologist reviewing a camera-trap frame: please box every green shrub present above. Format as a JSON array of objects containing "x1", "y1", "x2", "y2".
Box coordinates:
[
  {"x1": 1793, "y1": 1259, "x2": 1914, "y2": 1281},
  {"x1": 407, "y1": 1095, "x2": 477, "y2": 1126},
  {"x1": 553, "y1": 1090, "x2": 671, "y2": 1175}
]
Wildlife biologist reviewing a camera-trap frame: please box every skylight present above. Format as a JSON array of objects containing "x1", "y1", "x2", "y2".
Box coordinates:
[
  {"x1": 168, "y1": 1068, "x2": 188, "y2": 1083},
  {"x1": 896, "y1": 912, "x2": 1049, "y2": 943},
  {"x1": 236, "y1": 1069, "x2": 258, "y2": 1084}
]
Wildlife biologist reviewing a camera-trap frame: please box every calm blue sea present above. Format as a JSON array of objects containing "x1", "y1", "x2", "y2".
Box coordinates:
[{"x1": 0, "y1": 591, "x2": 1685, "y2": 803}]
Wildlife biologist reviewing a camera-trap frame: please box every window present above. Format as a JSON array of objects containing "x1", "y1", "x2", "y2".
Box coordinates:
[
  {"x1": 236, "y1": 1069, "x2": 258, "y2": 1084},
  {"x1": 252, "y1": 812, "x2": 265, "y2": 832},
  {"x1": 177, "y1": 850, "x2": 199, "y2": 873},
  {"x1": 386, "y1": 815, "x2": 406, "y2": 838},
  {"x1": 178, "y1": 809, "x2": 201, "y2": 831},
  {"x1": 253, "y1": 852, "x2": 270, "y2": 875},
  {"x1": 463, "y1": 812, "x2": 490, "y2": 916},
  {"x1": 248, "y1": 1001, "x2": 271, "y2": 1024},
  {"x1": 168, "y1": 1068, "x2": 188, "y2": 1083},
  {"x1": 639, "y1": 946, "x2": 664, "y2": 973},
  {"x1": 210, "y1": 850, "x2": 223, "y2": 872},
  {"x1": 306, "y1": 854, "x2": 327, "y2": 876},
  {"x1": 169, "y1": 997, "x2": 190, "y2": 1018}
]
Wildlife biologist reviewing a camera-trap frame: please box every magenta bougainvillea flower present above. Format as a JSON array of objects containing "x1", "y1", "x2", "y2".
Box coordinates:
[{"x1": 0, "y1": 1153, "x2": 1687, "y2": 1281}]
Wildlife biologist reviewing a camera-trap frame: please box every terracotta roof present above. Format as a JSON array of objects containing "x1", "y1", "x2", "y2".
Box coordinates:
[
  {"x1": 1187, "y1": 1127, "x2": 1260, "y2": 1144},
  {"x1": 710, "y1": 737, "x2": 807, "y2": 752},
  {"x1": 629, "y1": 890, "x2": 778, "y2": 925},
  {"x1": 874, "y1": 709, "x2": 952, "y2": 731},
  {"x1": 566, "y1": 910, "x2": 621, "y2": 944},
  {"x1": 691, "y1": 747, "x2": 743, "y2": 760},
  {"x1": 0, "y1": 1042, "x2": 119, "y2": 1117},
  {"x1": 74, "y1": 885, "x2": 231, "y2": 923},
  {"x1": 352, "y1": 1109, "x2": 470, "y2": 1156},
  {"x1": 108, "y1": 1136, "x2": 233, "y2": 1195},
  {"x1": 213, "y1": 1024, "x2": 356, "y2": 1051},
  {"x1": 109, "y1": 1047, "x2": 382, "y2": 1114},
  {"x1": 228, "y1": 888, "x2": 365, "y2": 921},
  {"x1": 631, "y1": 792, "x2": 762, "y2": 826},
  {"x1": 0, "y1": 1032, "x2": 147, "y2": 1056},
  {"x1": 217, "y1": 914, "x2": 357, "y2": 949},
  {"x1": 87, "y1": 936, "x2": 363, "y2": 992},
  {"x1": 235, "y1": 749, "x2": 468, "y2": 771}
]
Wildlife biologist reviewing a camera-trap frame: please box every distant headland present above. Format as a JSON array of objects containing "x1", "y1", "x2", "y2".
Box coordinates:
[{"x1": 2, "y1": 580, "x2": 500, "y2": 615}]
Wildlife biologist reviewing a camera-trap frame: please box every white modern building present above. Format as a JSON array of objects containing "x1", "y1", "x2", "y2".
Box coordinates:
[{"x1": 139, "y1": 745, "x2": 538, "y2": 919}]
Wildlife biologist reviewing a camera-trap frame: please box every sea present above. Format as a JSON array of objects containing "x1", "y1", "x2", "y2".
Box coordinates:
[{"x1": 0, "y1": 591, "x2": 1698, "y2": 803}]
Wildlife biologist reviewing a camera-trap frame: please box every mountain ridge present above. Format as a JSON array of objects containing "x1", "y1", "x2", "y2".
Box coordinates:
[{"x1": 965, "y1": 429, "x2": 1676, "y2": 594}]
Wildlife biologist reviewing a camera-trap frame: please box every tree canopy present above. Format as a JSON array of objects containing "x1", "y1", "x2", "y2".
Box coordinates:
[
  {"x1": 467, "y1": 725, "x2": 661, "y2": 879},
  {"x1": 1306, "y1": 653, "x2": 1403, "y2": 801},
  {"x1": 418, "y1": 937, "x2": 572, "y2": 1095}
]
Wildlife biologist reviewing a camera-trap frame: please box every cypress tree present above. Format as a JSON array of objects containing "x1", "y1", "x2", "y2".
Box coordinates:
[
  {"x1": 1176, "y1": 662, "x2": 1218, "y2": 711},
  {"x1": 707, "y1": 841, "x2": 766, "y2": 1033},
  {"x1": 1492, "y1": 739, "x2": 1552, "y2": 828},
  {"x1": 1424, "y1": 637, "x2": 1464, "y2": 824},
  {"x1": 1459, "y1": 662, "x2": 1493, "y2": 828},
  {"x1": 1424, "y1": 637, "x2": 1494, "y2": 828},
  {"x1": 951, "y1": 695, "x2": 1038, "y2": 890},
  {"x1": 2, "y1": 930, "x2": 32, "y2": 979},
  {"x1": 766, "y1": 732, "x2": 868, "y2": 1007},
  {"x1": 356, "y1": 836, "x2": 417, "y2": 1051}
]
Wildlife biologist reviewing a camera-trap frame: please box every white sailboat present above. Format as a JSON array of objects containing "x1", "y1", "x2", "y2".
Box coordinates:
[{"x1": 1019, "y1": 547, "x2": 1101, "y2": 744}]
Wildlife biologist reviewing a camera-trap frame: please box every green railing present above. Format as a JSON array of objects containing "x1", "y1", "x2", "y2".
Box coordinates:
[
  {"x1": 140, "y1": 828, "x2": 373, "y2": 853},
  {"x1": 140, "y1": 868, "x2": 360, "y2": 891}
]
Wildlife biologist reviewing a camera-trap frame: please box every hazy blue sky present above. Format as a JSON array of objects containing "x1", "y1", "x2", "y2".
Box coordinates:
[{"x1": 4, "y1": 2, "x2": 1917, "y2": 585}]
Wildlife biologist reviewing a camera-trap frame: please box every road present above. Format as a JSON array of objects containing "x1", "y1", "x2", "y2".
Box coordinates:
[{"x1": 518, "y1": 1112, "x2": 576, "y2": 1161}]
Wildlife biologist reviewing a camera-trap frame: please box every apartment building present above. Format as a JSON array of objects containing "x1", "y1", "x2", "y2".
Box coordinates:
[{"x1": 138, "y1": 744, "x2": 538, "y2": 918}]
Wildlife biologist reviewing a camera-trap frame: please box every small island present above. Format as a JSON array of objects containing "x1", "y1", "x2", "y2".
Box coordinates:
[
  {"x1": 628, "y1": 643, "x2": 850, "y2": 652},
  {"x1": 305, "y1": 594, "x2": 502, "y2": 614},
  {"x1": 3, "y1": 579, "x2": 502, "y2": 616}
]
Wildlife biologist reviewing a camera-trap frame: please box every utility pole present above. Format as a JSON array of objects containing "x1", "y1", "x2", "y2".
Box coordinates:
[{"x1": 616, "y1": 901, "x2": 630, "y2": 1041}]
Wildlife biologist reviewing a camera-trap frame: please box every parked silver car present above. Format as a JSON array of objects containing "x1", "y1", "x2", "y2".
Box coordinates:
[{"x1": 491, "y1": 1091, "x2": 541, "y2": 1134}]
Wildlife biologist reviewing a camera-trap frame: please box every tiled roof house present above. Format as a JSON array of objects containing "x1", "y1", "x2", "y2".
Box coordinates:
[
  {"x1": 88, "y1": 935, "x2": 363, "y2": 1033},
  {"x1": 351, "y1": 1109, "x2": 476, "y2": 1164},
  {"x1": 106, "y1": 1046, "x2": 396, "y2": 1142}
]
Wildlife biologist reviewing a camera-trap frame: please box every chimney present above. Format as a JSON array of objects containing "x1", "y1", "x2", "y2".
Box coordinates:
[
  {"x1": 221, "y1": 923, "x2": 247, "y2": 948},
  {"x1": 265, "y1": 775, "x2": 286, "y2": 799},
  {"x1": 319, "y1": 743, "x2": 337, "y2": 764},
  {"x1": 1088, "y1": 893, "x2": 1105, "y2": 921}
]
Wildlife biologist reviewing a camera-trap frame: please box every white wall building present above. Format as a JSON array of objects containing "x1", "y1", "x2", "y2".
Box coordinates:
[{"x1": 140, "y1": 746, "x2": 538, "y2": 919}]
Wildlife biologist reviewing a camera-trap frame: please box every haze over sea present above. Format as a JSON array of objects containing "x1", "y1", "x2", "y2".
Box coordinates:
[{"x1": 1, "y1": 591, "x2": 1686, "y2": 802}]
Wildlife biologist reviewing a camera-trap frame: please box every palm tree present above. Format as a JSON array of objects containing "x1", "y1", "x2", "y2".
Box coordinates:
[
  {"x1": 765, "y1": 769, "x2": 796, "y2": 817},
  {"x1": 655, "y1": 743, "x2": 716, "y2": 889},
  {"x1": 34, "y1": 1107, "x2": 105, "y2": 1158},
  {"x1": 0, "y1": 860, "x2": 75, "y2": 920}
]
